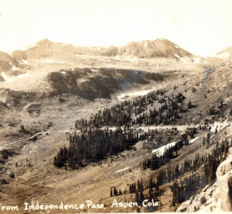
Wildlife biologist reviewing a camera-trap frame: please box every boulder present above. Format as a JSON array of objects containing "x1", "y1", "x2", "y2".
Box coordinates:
[
  {"x1": 216, "y1": 148, "x2": 232, "y2": 211},
  {"x1": 216, "y1": 148, "x2": 232, "y2": 180},
  {"x1": 219, "y1": 170, "x2": 232, "y2": 211}
]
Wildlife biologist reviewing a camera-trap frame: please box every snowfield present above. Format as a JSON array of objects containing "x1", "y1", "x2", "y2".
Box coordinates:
[
  {"x1": 151, "y1": 136, "x2": 199, "y2": 156},
  {"x1": 18, "y1": 73, "x2": 29, "y2": 78},
  {"x1": 152, "y1": 141, "x2": 177, "y2": 157},
  {"x1": 1, "y1": 71, "x2": 31, "y2": 83},
  {"x1": 1, "y1": 71, "x2": 13, "y2": 82},
  {"x1": 144, "y1": 41, "x2": 147, "y2": 48},
  {"x1": 192, "y1": 57, "x2": 201, "y2": 63},
  {"x1": 21, "y1": 59, "x2": 28, "y2": 65},
  {"x1": 117, "y1": 88, "x2": 155, "y2": 100},
  {"x1": 115, "y1": 167, "x2": 130, "y2": 173},
  {"x1": 218, "y1": 52, "x2": 230, "y2": 58},
  {"x1": 189, "y1": 136, "x2": 199, "y2": 144},
  {"x1": 90, "y1": 69, "x2": 98, "y2": 72},
  {"x1": 210, "y1": 120, "x2": 229, "y2": 133},
  {"x1": 175, "y1": 53, "x2": 188, "y2": 63},
  {"x1": 12, "y1": 66, "x2": 17, "y2": 71}
]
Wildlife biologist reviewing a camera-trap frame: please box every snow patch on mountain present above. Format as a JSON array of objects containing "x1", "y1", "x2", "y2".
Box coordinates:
[
  {"x1": 210, "y1": 120, "x2": 229, "y2": 133},
  {"x1": 90, "y1": 69, "x2": 98, "y2": 72},
  {"x1": 118, "y1": 88, "x2": 153, "y2": 100},
  {"x1": 115, "y1": 167, "x2": 130, "y2": 173},
  {"x1": 12, "y1": 66, "x2": 17, "y2": 71},
  {"x1": 21, "y1": 59, "x2": 28, "y2": 65},
  {"x1": 175, "y1": 53, "x2": 188, "y2": 63},
  {"x1": 144, "y1": 41, "x2": 147, "y2": 48},
  {"x1": 189, "y1": 136, "x2": 199, "y2": 144},
  {"x1": 218, "y1": 52, "x2": 230, "y2": 58},
  {"x1": 1, "y1": 71, "x2": 13, "y2": 82},
  {"x1": 152, "y1": 141, "x2": 177, "y2": 157},
  {"x1": 18, "y1": 73, "x2": 29, "y2": 78},
  {"x1": 192, "y1": 57, "x2": 201, "y2": 63}
]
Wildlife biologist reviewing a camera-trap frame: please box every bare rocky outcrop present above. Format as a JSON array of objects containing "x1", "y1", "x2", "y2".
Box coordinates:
[
  {"x1": 176, "y1": 181, "x2": 221, "y2": 212},
  {"x1": 216, "y1": 148, "x2": 232, "y2": 211},
  {"x1": 0, "y1": 51, "x2": 18, "y2": 70},
  {"x1": 177, "y1": 148, "x2": 232, "y2": 212}
]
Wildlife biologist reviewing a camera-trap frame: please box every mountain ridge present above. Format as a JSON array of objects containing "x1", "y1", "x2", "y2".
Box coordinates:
[{"x1": 13, "y1": 38, "x2": 193, "y2": 60}]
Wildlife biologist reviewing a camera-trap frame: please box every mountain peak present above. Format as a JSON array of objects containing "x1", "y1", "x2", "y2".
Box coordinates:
[
  {"x1": 36, "y1": 38, "x2": 52, "y2": 46},
  {"x1": 118, "y1": 38, "x2": 192, "y2": 58}
]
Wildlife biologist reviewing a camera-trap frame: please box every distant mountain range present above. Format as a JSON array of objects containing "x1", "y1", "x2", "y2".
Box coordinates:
[
  {"x1": 15, "y1": 38, "x2": 192, "y2": 58},
  {"x1": 0, "y1": 38, "x2": 230, "y2": 83}
]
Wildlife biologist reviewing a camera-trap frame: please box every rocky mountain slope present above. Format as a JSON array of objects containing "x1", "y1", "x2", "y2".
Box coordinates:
[
  {"x1": 0, "y1": 38, "x2": 204, "y2": 85},
  {"x1": 117, "y1": 39, "x2": 192, "y2": 58},
  {"x1": 7, "y1": 38, "x2": 200, "y2": 69},
  {"x1": 14, "y1": 38, "x2": 193, "y2": 60},
  {"x1": 0, "y1": 38, "x2": 232, "y2": 213},
  {"x1": 177, "y1": 143, "x2": 232, "y2": 212},
  {"x1": 217, "y1": 45, "x2": 232, "y2": 59}
]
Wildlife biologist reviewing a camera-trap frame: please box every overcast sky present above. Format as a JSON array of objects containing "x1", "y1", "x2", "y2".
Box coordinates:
[{"x1": 0, "y1": 0, "x2": 231, "y2": 56}]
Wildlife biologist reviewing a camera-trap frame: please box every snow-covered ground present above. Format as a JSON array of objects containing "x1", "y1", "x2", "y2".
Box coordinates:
[
  {"x1": 138, "y1": 125, "x2": 193, "y2": 132},
  {"x1": 192, "y1": 57, "x2": 201, "y2": 64},
  {"x1": 90, "y1": 69, "x2": 98, "y2": 72},
  {"x1": 144, "y1": 41, "x2": 147, "y2": 48},
  {"x1": 117, "y1": 88, "x2": 155, "y2": 100},
  {"x1": 210, "y1": 120, "x2": 229, "y2": 133},
  {"x1": 152, "y1": 141, "x2": 177, "y2": 157},
  {"x1": 21, "y1": 59, "x2": 28, "y2": 65},
  {"x1": 1, "y1": 71, "x2": 31, "y2": 83},
  {"x1": 175, "y1": 53, "x2": 188, "y2": 63},
  {"x1": 1, "y1": 71, "x2": 13, "y2": 82},
  {"x1": 189, "y1": 136, "x2": 199, "y2": 144},
  {"x1": 151, "y1": 136, "x2": 199, "y2": 156},
  {"x1": 18, "y1": 73, "x2": 29, "y2": 78},
  {"x1": 218, "y1": 52, "x2": 230, "y2": 58},
  {"x1": 115, "y1": 167, "x2": 130, "y2": 173},
  {"x1": 175, "y1": 53, "x2": 181, "y2": 59},
  {"x1": 12, "y1": 66, "x2": 17, "y2": 71}
]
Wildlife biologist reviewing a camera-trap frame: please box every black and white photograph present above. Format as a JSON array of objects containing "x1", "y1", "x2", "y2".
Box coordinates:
[{"x1": 0, "y1": 0, "x2": 232, "y2": 213}]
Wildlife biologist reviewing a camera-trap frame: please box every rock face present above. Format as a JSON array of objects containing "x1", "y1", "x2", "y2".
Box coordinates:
[
  {"x1": 176, "y1": 181, "x2": 221, "y2": 212},
  {"x1": 218, "y1": 171, "x2": 232, "y2": 211},
  {"x1": 216, "y1": 148, "x2": 232, "y2": 211},
  {"x1": 177, "y1": 148, "x2": 232, "y2": 212}
]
